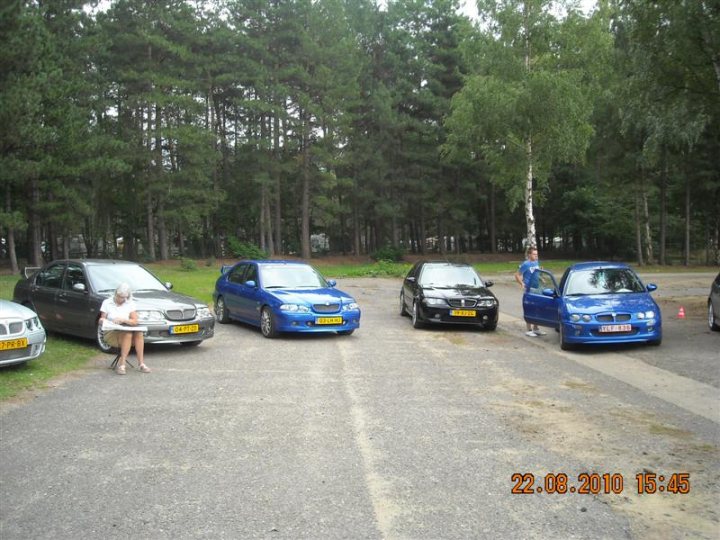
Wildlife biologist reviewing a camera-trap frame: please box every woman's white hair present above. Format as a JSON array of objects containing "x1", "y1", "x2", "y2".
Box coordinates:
[{"x1": 115, "y1": 283, "x2": 132, "y2": 298}]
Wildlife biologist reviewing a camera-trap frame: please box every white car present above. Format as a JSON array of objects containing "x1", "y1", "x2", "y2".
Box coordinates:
[{"x1": 0, "y1": 300, "x2": 47, "y2": 367}]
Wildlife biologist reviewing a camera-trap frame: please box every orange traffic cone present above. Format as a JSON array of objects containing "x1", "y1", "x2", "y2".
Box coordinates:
[{"x1": 677, "y1": 306, "x2": 685, "y2": 319}]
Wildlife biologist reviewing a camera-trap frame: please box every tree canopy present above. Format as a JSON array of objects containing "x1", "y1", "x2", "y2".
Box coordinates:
[{"x1": 1, "y1": 0, "x2": 718, "y2": 271}]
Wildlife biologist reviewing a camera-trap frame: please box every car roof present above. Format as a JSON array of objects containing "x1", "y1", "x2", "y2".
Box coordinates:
[
  {"x1": 241, "y1": 260, "x2": 312, "y2": 266},
  {"x1": 419, "y1": 261, "x2": 474, "y2": 267},
  {"x1": 43, "y1": 259, "x2": 139, "y2": 266},
  {"x1": 568, "y1": 261, "x2": 631, "y2": 271}
]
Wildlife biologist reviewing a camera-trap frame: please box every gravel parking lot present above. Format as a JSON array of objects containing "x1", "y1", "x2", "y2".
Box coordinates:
[{"x1": 1, "y1": 274, "x2": 718, "y2": 539}]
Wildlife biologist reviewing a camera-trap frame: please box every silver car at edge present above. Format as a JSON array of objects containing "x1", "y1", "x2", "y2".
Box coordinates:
[
  {"x1": 0, "y1": 300, "x2": 47, "y2": 367},
  {"x1": 13, "y1": 259, "x2": 215, "y2": 352}
]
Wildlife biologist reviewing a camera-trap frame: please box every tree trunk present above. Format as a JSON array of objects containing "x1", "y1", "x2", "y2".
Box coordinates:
[
  {"x1": 300, "y1": 110, "x2": 311, "y2": 260},
  {"x1": 640, "y1": 172, "x2": 654, "y2": 264},
  {"x1": 524, "y1": 137, "x2": 537, "y2": 248},
  {"x1": 684, "y1": 175, "x2": 691, "y2": 266},
  {"x1": 30, "y1": 177, "x2": 43, "y2": 265},
  {"x1": 659, "y1": 148, "x2": 667, "y2": 265},
  {"x1": 634, "y1": 187, "x2": 644, "y2": 266}
]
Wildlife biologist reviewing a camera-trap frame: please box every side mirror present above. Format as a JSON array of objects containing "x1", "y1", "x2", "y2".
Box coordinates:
[
  {"x1": 72, "y1": 283, "x2": 86, "y2": 293},
  {"x1": 327, "y1": 279, "x2": 337, "y2": 287},
  {"x1": 484, "y1": 280, "x2": 494, "y2": 287},
  {"x1": 542, "y1": 288, "x2": 557, "y2": 298},
  {"x1": 245, "y1": 280, "x2": 256, "y2": 288},
  {"x1": 406, "y1": 276, "x2": 416, "y2": 283},
  {"x1": 165, "y1": 282, "x2": 173, "y2": 290},
  {"x1": 646, "y1": 283, "x2": 657, "y2": 292}
]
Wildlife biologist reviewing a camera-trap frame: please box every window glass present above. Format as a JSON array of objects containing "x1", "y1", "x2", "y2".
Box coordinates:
[
  {"x1": 36, "y1": 264, "x2": 65, "y2": 289},
  {"x1": 244, "y1": 264, "x2": 258, "y2": 284},
  {"x1": 228, "y1": 264, "x2": 247, "y2": 284},
  {"x1": 63, "y1": 264, "x2": 86, "y2": 290}
]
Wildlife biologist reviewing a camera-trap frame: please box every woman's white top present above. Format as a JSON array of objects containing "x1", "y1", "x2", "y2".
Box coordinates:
[{"x1": 100, "y1": 297, "x2": 137, "y2": 323}]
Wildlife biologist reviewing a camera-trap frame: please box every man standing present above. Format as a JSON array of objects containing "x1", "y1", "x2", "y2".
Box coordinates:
[{"x1": 515, "y1": 246, "x2": 546, "y2": 337}]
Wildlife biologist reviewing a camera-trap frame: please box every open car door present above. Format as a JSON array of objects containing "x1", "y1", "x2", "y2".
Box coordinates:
[{"x1": 522, "y1": 269, "x2": 560, "y2": 329}]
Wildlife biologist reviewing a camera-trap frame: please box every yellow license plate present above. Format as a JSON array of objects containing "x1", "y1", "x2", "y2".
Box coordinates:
[
  {"x1": 450, "y1": 309, "x2": 476, "y2": 317},
  {"x1": 0, "y1": 337, "x2": 28, "y2": 351},
  {"x1": 316, "y1": 317, "x2": 343, "y2": 325},
  {"x1": 170, "y1": 324, "x2": 199, "y2": 335}
]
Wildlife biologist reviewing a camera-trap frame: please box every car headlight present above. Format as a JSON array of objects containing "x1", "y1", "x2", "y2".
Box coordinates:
[
  {"x1": 569, "y1": 314, "x2": 592, "y2": 322},
  {"x1": 637, "y1": 311, "x2": 655, "y2": 320},
  {"x1": 570, "y1": 314, "x2": 581, "y2": 322},
  {"x1": 342, "y1": 302, "x2": 359, "y2": 311},
  {"x1": 25, "y1": 316, "x2": 42, "y2": 331},
  {"x1": 477, "y1": 298, "x2": 496, "y2": 307},
  {"x1": 197, "y1": 306, "x2": 213, "y2": 318},
  {"x1": 136, "y1": 310, "x2": 164, "y2": 322},
  {"x1": 424, "y1": 298, "x2": 446, "y2": 306},
  {"x1": 280, "y1": 304, "x2": 310, "y2": 313}
]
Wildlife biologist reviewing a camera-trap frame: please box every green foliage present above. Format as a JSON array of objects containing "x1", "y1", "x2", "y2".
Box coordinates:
[
  {"x1": 371, "y1": 246, "x2": 405, "y2": 263},
  {"x1": 227, "y1": 237, "x2": 268, "y2": 260},
  {"x1": 179, "y1": 257, "x2": 198, "y2": 271}
]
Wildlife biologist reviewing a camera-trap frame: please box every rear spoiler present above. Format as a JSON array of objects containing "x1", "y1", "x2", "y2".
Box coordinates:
[{"x1": 23, "y1": 266, "x2": 41, "y2": 279}]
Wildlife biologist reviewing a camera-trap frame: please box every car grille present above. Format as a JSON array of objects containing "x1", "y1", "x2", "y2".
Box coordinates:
[
  {"x1": 313, "y1": 303, "x2": 340, "y2": 313},
  {"x1": 0, "y1": 320, "x2": 24, "y2": 336},
  {"x1": 447, "y1": 298, "x2": 478, "y2": 308},
  {"x1": 596, "y1": 313, "x2": 631, "y2": 322},
  {"x1": 165, "y1": 308, "x2": 197, "y2": 321}
]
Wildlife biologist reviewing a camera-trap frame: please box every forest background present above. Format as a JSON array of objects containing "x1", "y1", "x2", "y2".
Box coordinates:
[{"x1": 1, "y1": 0, "x2": 718, "y2": 275}]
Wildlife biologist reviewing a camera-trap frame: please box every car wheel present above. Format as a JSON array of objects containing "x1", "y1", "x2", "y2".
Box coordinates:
[
  {"x1": 484, "y1": 321, "x2": 497, "y2": 331},
  {"x1": 399, "y1": 292, "x2": 407, "y2": 317},
  {"x1": 709, "y1": 301, "x2": 720, "y2": 331},
  {"x1": 559, "y1": 323, "x2": 574, "y2": 351},
  {"x1": 260, "y1": 307, "x2": 278, "y2": 338},
  {"x1": 338, "y1": 329, "x2": 354, "y2": 336},
  {"x1": 96, "y1": 321, "x2": 115, "y2": 353},
  {"x1": 181, "y1": 341, "x2": 202, "y2": 347},
  {"x1": 412, "y1": 301, "x2": 423, "y2": 329},
  {"x1": 215, "y1": 296, "x2": 230, "y2": 324}
]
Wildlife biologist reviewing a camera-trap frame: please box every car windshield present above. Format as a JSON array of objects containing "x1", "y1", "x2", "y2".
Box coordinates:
[
  {"x1": 86, "y1": 264, "x2": 167, "y2": 293},
  {"x1": 419, "y1": 265, "x2": 484, "y2": 288},
  {"x1": 260, "y1": 265, "x2": 327, "y2": 289},
  {"x1": 565, "y1": 268, "x2": 645, "y2": 295}
]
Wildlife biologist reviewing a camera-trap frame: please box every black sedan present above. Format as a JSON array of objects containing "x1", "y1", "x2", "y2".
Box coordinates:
[
  {"x1": 399, "y1": 261, "x2": 498, "y2": 330},
  {"x1": 710, "y1": 272, "x2": 720, "y2": 331},
  {"x1": 13, "y1": 259, "x2": 215, "y2": 352}
]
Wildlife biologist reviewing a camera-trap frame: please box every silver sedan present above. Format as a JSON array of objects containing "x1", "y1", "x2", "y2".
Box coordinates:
[{"x1": 0, "y1": 300, "x2": 46, "y2": 367}]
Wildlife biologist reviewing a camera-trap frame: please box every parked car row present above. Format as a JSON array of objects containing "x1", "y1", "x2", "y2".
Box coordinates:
[{"x1": 3, "y1": 259, "x2": 717, "y2": 368}]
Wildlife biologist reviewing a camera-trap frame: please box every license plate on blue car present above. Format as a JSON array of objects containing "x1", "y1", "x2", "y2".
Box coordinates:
[
  {"x1": 599, "y1": 324, "x2": 631, "y2": 333},
  {"x1": 316, "y1": 317, "x2": 343, "y2": 325}
]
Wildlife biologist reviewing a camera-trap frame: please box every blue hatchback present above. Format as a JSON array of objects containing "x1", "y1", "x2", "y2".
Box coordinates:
[
  {"x1": 523, "y1": 262, "x2": 662, "y2": 350},
  {"x1": 213, "y1": 260, "x2": 361, "y2": 338}
]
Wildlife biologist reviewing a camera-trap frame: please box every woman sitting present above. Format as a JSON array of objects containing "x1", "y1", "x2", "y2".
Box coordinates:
[{"x1": 99, "y1": 283, "x2": 150, "y2": 375}]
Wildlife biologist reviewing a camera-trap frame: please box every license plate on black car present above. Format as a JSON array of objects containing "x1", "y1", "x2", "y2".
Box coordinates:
[{"x1": 450, "y1": 309, "x2": 476, "y2": 317}]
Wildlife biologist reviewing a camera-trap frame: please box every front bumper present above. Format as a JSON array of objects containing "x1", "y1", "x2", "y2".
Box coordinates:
[
  {"x1": 418, "y1": 305, "x2": 498, "y2": 326},
  {"x1": 561, "y1": 319, "x2": 661, "y2": 345},
  {"x1": 0, "y1": 329, "x2": 46, "y2": 367},
  {"x1": 143, "y1": 317, "x2": 216, "y2": 344},
  {"x1": 273, "y1": 310, "x2": 361, "y2": 334}
]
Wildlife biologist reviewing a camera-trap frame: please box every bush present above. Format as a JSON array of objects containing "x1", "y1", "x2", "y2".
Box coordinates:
[
  {"x1": 370, "y1": 245, "x2": 405, "y2": 262},
  {"x1": 180, "y1": 257, "x2": 198, "y2": 271},
  {"x1": 227, "y1": 237, "x2": 268, "y2": 260}
]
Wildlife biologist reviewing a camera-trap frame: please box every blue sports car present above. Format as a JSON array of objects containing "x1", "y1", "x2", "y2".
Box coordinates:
[
  {"x1": 523, "y1": 262, "x2": 662, "y2": 350},
  {"x1": 213, "y1": 260, "x2": 361, "y2": 338}
]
